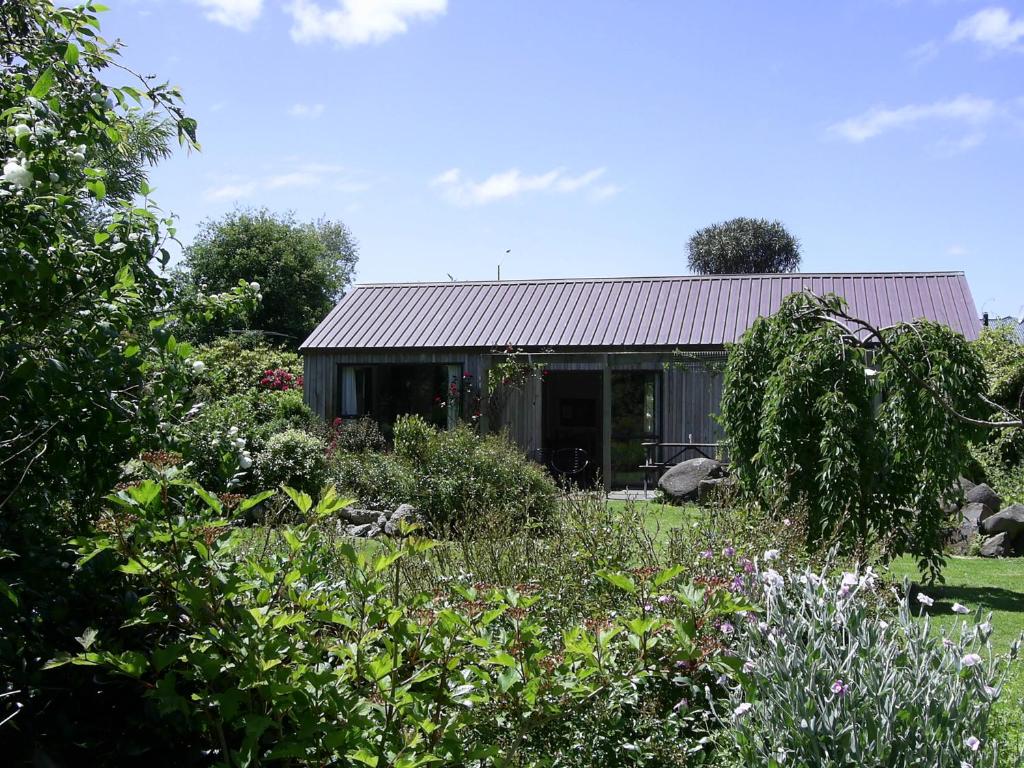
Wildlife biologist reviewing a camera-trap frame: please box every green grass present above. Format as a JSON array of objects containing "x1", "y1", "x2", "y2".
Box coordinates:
[{"x1": 606, "y1": 498, "x2": 700, "y2": 545}]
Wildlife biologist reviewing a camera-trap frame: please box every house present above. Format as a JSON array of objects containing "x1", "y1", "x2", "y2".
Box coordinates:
[{"x1": 300, "y1": 271, "x2": 980, "y2": 490}]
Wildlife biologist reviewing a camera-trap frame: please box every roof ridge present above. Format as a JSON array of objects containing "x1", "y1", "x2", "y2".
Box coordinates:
[{"x1": 352, "y1": 271, "x2": 967, "y2": 289}]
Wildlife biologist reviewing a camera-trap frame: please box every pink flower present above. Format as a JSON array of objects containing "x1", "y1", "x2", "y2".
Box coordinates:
[{"x1": 830, "y1": 679, "x2": 848, "y2": 696}]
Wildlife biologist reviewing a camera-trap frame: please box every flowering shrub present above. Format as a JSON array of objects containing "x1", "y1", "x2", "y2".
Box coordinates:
[
  {"x1": 191, "y1": 335, "x2": 302, "y2": 400},
  {"x1": 254, "y1": 428, "x2": 328, "y2": 495},
  {"x1": 727, "y1": 562, "x2": 1021, "y2": 767},
  {"x1": 259, "y1": 367, "x2": 302, "y2": 391},
  {"x1": 329, "y1": 450, "x2": 415, "y2": 510}
]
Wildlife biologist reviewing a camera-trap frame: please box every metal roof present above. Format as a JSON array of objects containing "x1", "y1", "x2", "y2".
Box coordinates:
[{"x1": 301, "y1": 271, "x2": 981, "y2": 351}]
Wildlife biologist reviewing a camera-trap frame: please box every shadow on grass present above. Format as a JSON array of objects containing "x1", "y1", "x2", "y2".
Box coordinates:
[{"x1": 923, "y1": 585, "x2": 1024, "y2": 615}]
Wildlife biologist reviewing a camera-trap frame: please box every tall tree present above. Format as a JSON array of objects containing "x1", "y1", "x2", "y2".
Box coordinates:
[
  {"x1": 687, "y1": 217, "x2": 801, "y2": 275},
  {"x1": 179, "y1": 209, "x2": 359, "y2": 344}
]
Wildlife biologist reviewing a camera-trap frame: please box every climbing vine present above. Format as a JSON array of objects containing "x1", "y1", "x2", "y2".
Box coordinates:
[{"x1": 720, "y1": 292, "x2": 991, "y2": 581}]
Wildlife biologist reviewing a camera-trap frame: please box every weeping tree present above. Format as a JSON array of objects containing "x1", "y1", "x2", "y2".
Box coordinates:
[{"x1": 719, "y1": 292, "x2": 1022, "y2": 581}]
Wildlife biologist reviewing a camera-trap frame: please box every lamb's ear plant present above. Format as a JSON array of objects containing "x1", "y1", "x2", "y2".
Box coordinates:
[{"x1": 725, "y1": 563, "x2": 1022, "y2": 768}]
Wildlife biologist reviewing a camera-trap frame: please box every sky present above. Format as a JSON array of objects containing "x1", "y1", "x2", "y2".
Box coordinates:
[{"x1": 103, "y1": 0, "x2": 1023, "y2": 317}]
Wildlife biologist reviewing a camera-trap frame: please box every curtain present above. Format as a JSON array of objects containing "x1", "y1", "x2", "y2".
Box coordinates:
[{"x1": 341, "y1": 366, "x2": 358, "y2": 416}]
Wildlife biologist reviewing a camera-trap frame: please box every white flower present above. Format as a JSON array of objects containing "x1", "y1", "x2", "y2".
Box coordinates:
[
  {"x1": 761, "y1": 569, "x2": 784, "y2": 591},
  {"x1": 763, "y1": 549, "x2": 780, "y2": 561},
  {"x1": 859, "y1": 566, "x2": 877, "y2": 589},
  {"x1": 239, "y1": 454, "x2": 253, "y2": 470},
  {"x1": 952, "y1": 603, "x2": 970, "y2": 615},
  {"x1": 879, "y1": 620, "x2": 890, "y2": 630},
  {"x1": 983, "y1": 685, "x2": 999, "y2": 700},
  {"x1": 191, "y1": 359, "x2": 206, "y2": 374},
  {"x1": 2, "y1": 159, "x2": 33, "y2": 188},
  {"x1": 961, "y1": 653, "x2": 983, "y2": 668},
  {"x1": 228, "y1": 426, "x2": 239, "y2": 437},
  {"x1": 13, "y1": 124, "x2": 30, "y2": 137},
  {"x1": 965, "y1": 735, "x2": 980, "y2": 752},
  {"x1": 231, "y1": 437, "x2": 246, "y2": 450},
  {"x1": 742, "y1": 659, "x2": 756, "y2": 674},
  {"x1": 916, "y1": 592, "x2": 934, "y2": 607},
  {"x1": 49, "y1": 172, "x2": 59, "y2": 182},
  {"x1": 979, "y1": 621, "x2": 992, "y2": 634},
  {"x1": 249, "y1": 281, "x2": 261, "y2": 292},
  {"x1": 733, "y1": 702, "x2": 752, "y2": 717}
]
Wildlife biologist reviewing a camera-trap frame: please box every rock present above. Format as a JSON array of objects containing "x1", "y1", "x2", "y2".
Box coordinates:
[
  {"x1": 958, "y1": 476, "x2": 977, "y2": 493},
  {"x1": 339, "y1": 507, "x2": 380, "y2": 525},
  {"x1": 365, "y1": 524, "x2": 383, "y2": 539},
  {"x1": 697, "y1": 476, "x2": 737, "y2": 502},
  {"x1": 947, "y1": 507, "x2": 982, "y2": 555},
  {"x1": 965, "y1": 483, "x2": 1002, "y2": 514},
  {"x1": 385, "y1": 503, "x2": 421, "y2": 536},
  {"x1": 658, "y1": 458, "x2": 725, "y2": 502},
  {"x1": 980, "y1": 532, "x2": 1010, "y2": 558},
  {"x1": 377, "y1": 513, "x2": 389, "y2": 528},
  {"x1": 961, "y1": 502, "x2": 994, "y2": 525},
  {"x1": 346, "y1": 523, "x2": 374, "y2": 538},
  {"x1": 979, "y1": 504, "x2": 1024, "y2": 539}
]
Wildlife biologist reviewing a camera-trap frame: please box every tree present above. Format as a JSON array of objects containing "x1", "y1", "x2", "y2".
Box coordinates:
[
  {"x1": 719, "y1": 292, "x2": 993, "y2": 581},
  {"x1": 687, "y1": 217, "x2": 801, "y2": 275},
  {"x1": 0, "y1": 1, "x2": 253, "y2": 756},
  {"x1": 179, "y1": 209, "x2": 359, "y2": 343}
]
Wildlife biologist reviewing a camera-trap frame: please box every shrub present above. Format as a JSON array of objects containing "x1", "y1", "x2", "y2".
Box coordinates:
[
  {"x1": 255, "y1": 428, "x2": 329, "y2": 494},
  {"x1": 329, "y1": 450, "x2": 415, "y2": 510},
  {"x1": 172, "y1": 390, "x2": 318, "y2": 490},
  {"x1": 193, "y1": 336, "x2": 302, "y2": 400},
  {"x1": 728, "y1": 563, "x2": 1021, "y2": 767},
  {"x1": 329, "y1": 416, "x2": 386, "y2": 454},
  {"x1": 393, "y1": 416, "x2": 558, "y2": 532},
  {"x1": 56, "y1": 477, "x2": 749, "y2": 766}
]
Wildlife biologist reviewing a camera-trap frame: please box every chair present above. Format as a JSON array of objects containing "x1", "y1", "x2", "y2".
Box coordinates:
[{"x1": 549, "y1": 447, "x2": 590, "y2": 481}]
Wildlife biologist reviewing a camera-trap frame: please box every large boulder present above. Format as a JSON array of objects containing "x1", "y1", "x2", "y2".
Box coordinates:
[
  {"x1": 961, "y1": 502, "x2": 995, "y2": 525},
  {"x1": 658, "y1": 458, "x2": 726, "y2": 502},
  {"x1": 345, "y1": 523, "x2": 375, "y2": 538},
  {"x1": 947, "y1": 506, "x2": 986, "y2": 555},
  {"x1": 979, "y1": 504, "x2": 1024, "y2": 539},
  {"x1": 980, "y1": 532, "x2": 1010, "y2": 558},
  {"x1": 339, "y1": 507, "x2": 380, "y2": 525},
  {"x1": 385, "y1": 504, "x2": 421, "y2": 536},
  {"x1": 965, "y1": 483, "x2": 1002, "y2": 514}
]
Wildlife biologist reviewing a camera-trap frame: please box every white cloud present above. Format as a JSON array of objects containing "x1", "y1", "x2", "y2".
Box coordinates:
[
  {"x1": 288, "y1": 103, "x2": 326, "y2": 119},
  {"x1": 951, "y1": 7, "x2": 1024, "y2": 52},
  {"x1": 828, "y1": 95, "x2": 996, "y2": 143},
  {"x1": 192, "y1": 0, "x2": 263, "y2": 31},
  {"x1": 431, "y1": 166, "x2": 612, "y2": 205},
  {"x1": 590, "y1": 183, "x2": 621, "y2": 202},
  {"x1": 204, "y1": 163, "x2": 367, "y2": 201},
  {"x1": 287, "y1": 0, "x2": 447, "y2": 46}
]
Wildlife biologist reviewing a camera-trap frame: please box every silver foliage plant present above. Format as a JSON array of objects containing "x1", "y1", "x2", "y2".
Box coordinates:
[{"x1": 724, "y1": 563, "x2": 1021, "y2": 768}]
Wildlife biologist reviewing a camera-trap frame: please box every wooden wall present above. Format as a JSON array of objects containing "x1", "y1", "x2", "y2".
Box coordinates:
[{"x1": 303, "y1": 349, "x2": 727, "y2": 479}]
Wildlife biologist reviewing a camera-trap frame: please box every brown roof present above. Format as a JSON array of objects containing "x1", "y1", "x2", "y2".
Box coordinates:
[{"x1": 300, "y1": 271, "x2": 980, "y2": 351}]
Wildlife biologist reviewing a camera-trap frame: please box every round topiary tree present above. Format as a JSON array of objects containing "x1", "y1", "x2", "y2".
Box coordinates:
[
  {"x1": 719, "y1": 292, "x2": 998, "y2": 581},
  {"x1": 687, "y1": 217, "x2": 801, "y2": 274}
]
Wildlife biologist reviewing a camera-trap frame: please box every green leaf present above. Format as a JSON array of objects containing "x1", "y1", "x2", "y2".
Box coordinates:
[
  {"x1": 282, "y1": 486, "x2": 311, "y2": 515},
  {"x1": 349, "y1": 749, "x2": 379, "y2": 767},
  {"x1": 0, "y1": 580, "x2": 19, "y2": 607},
  {"x1": 30, "y1": 67, "x2": 56, "y2": 98},
  {"x1": 597, "y1": 570, "x2": 637, "y2": 595},
  {"x1": 64, "y1": 42, "x2": 79, "y2": 64},
  {"x1": 237, "y1": 490, "x2": 275, "y2": 513}
]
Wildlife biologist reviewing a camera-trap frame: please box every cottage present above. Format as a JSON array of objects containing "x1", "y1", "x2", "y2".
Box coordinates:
[{"x1": 301, "y1": 271, "x2": 980, "y2": 490}]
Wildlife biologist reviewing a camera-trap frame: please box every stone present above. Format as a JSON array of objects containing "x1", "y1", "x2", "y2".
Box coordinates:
[
  {"x1": 385, "y1": 504, "x2": 421, "y2": 536},
  {"x1": 965, "y1": 483, "x2": 1002, "y2": 514},
  {"x1": 339, "y1": 507, "x2": 380, "y2": 525},
  {"x1": 346, "y1": 523, "x2": 374, "y2": 538},
  {"x1": 979, "y1": 504, "x2": 1024, "y2": 539},
  {"x1": 958, "y1": 476, "x2": 977, "y2": 494},
  {"x1": 658, "y1": 458, "x2": 726, "y2": 502},
  {"x1": 980, "y1": 532, "x2": 1009, "y2": 558},
  {"x1": 961, "y1": 502, "x2": 994, "y2": 525},
  {"x1": 697, "y1": 476, "x2": 737, "y2": 502},
  {"x1": 377, "y1": 513, "x2": 389, "y2": 528},
  {"x1": 365, "y1": 524, "x2": 383, "y2": 539},
  {"x1": 946, "y1": 508, "x2": 982, "y2": 555}
]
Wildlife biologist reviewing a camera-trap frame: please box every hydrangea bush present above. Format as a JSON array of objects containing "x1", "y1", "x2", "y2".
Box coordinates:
[{"x1": 727, "y1": 562, "x2": 1021, "y2": 768}]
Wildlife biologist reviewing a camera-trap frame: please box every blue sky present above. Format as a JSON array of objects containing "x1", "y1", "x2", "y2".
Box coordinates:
[{"x1": 105, "y1": 0, "x2": 1023, "y2": 316}]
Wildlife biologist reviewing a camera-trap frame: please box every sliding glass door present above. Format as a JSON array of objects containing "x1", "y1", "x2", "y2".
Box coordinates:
[{"x1": 610, "y1": 370, "x2": 660, "y2": 488}]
